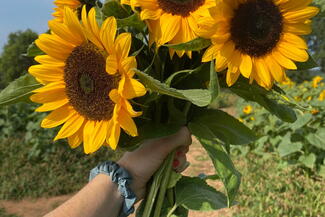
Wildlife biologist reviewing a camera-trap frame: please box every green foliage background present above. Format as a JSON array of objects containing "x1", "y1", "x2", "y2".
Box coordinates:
[
  {"x1": 0, "y1": 30, "x2": 37, "y2": 89},
  {"x1": 0, "y1": 1, "x2": 324, "y2": 216},
  {"x1": 235, "y1": 79, "x2": 325, "y2": 177}
]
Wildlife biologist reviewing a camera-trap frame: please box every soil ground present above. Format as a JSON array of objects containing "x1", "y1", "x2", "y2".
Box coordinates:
[{"x1": 0, "y1": 138, "x2": 235, "y2": 217}]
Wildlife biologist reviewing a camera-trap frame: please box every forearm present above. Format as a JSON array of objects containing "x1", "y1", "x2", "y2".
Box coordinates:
[{"x1": 45, "y1": 174, "x2": 123, "y2": 217}]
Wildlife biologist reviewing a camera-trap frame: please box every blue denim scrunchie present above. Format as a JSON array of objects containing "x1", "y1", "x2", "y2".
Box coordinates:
[{"x1": 89, "y1": 161, "x2": 136, "y2": 217}]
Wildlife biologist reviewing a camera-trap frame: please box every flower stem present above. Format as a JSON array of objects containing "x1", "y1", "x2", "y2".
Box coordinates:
[
  {"x1": 166, "y1": 205, "x2": 177, "y2": 217},
  {"x1": 153, "y1": 151, "x2": 176, "y2": 217},
  {"x1": 142, "y1": 158, "x2": 167, "y2": 217}
]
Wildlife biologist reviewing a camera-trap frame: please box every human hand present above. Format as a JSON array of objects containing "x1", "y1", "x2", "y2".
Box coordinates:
[{"x1": 117, "y1": 127, "x2": 192, "y2": 200}]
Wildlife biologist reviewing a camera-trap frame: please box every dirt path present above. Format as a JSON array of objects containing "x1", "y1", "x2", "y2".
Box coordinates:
[{"x1": 0, "y1": 138, "x2": 235, "y2": 217}]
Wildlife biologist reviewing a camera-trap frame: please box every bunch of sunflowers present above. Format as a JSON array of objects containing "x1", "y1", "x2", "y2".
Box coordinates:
[{"x1": 0, "y1": 0, "x2": 320, "y2": 216}]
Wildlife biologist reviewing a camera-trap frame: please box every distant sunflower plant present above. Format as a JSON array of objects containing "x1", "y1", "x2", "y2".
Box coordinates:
[{"x1": 0, "y1": 0, "x2": 321, "y2": 216}]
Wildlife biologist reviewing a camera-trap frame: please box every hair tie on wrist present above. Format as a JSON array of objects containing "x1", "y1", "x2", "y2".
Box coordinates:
[{"x1": 89, "y1": 161, "x2": 136, "y2": 217}]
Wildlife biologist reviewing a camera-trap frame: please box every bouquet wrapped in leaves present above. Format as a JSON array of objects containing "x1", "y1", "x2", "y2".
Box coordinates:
[{"x1": 0, "y1": 0, "x2": 320, "y2": 216}]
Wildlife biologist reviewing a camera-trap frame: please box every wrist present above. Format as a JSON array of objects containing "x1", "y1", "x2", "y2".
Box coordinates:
[
  {"x1": 89, "y1": 161, "x2": 137, "y2": 217},
  {"x1": 117, "y1": 160, "x2": 146, "y2": 200}
]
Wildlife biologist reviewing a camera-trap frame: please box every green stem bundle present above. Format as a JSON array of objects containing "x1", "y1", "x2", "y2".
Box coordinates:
[{"x1": 142, "y1": 151, "x2": 176, "y2": 217}]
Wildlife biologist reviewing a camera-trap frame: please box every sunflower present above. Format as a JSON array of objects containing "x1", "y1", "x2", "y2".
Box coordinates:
[
  {"x1": 319, "y1": 90, "x2": 325, "y2": 101},
  {"x1": 243, "y1": 105, "x2": 253, "y2": 115},
  {"x1": 29, "y1": 6, "x2": 146, "y2": 153},
  {"x1": 312, "y1": 76, "x2": 323, "y2": 88},
  {"x1": 200, "y1": 0, "x2": 319, "y2": 89},
  {"x1": 52, "y1": 0, "x2": 82, "y2": 22},
  {"x1": 121, "y1": 0, "x2": 216, "y2": 57}
]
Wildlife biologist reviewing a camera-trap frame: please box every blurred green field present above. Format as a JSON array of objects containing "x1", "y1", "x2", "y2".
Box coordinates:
[{"x1": 1, "y1": 135, "x2": 325, "y2": 217}]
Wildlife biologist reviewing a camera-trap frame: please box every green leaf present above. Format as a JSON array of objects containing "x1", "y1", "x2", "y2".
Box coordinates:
[
  {"x1": 117, "y1": 13, "x2": 146, "y2": 31},
  {"x1": 188, "y1": 122, "x2": 241, "y2": 206},
  {"x1": 295, "y1": 53, "x2": 318, "y2": 70},
  {"x1": 299, "y1": 153, "x2": 316, "y2": 169},
  {"x1": 102, "y1": 0, "x2": 130, "y2": 19},
  {"x1": 26, "y1": 42, "x2": 44, "y2": 57},
  {"x1": 167, "y1": 98, "x2": 187, "y2": 125},
  {"x1": 209, "y1": 61, "x2": 220, "y2": 102},
  {"x1": 164, "y1": 38, "x2": 211, "y2": 51},
  {"x1": 190, "y1": 109, "x2": 257, "y2": 145},
  {"x1": 165, "y1": 64, "x2": 208, "y2": 87},
  {"x1": 319, "y1": 166, "x2": 325, "y2": 178},
  {"x1": 167, "y1": 171, "x2": 182, "y2": 189},
  {"x1": 165, "y1": 70, "x2": 194, "y2": 87},
  {"x1": 277, "y1": 133, "x2": 302, "y2": 157},
  {"x1": 0, "y1": 74, "x2": 42, "y2": 107},
  {"x1": 135, "y1": 69, "x2": 211, "y2": 107},
  {"x1": 175, "y1": 176, "x2": 228, "y2": 211},
  {"x1": 306, "y1": 129, "x2": 325, "y2": 150},
  {"x1": 291, "y1": 113, "x2": 312, "y2": 130},
  {"x1": 229, "y1": 78, "x2": 297, "y2": 123}
]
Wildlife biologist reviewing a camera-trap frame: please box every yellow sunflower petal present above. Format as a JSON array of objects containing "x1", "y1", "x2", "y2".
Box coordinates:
[
  {"x1": 141, "y1": 9, "x2": 162, "y2": 20},
  {"x1": 118, "y1": 108, "x2": 138, "y2": 137},
  {"x1": 158, "y1": 13, "x2": 181, "y2": 46},
  {"x1": 83, "y1": 120, "x2": 96, "y2": 154},
  {"x1": 54, "y1": 114, "x2": 85, "y2": 141},
  {"x1": 122, "y1": 99, "x2": 142, "y2": 117},
  {"x1": 220, "y1": 41, "x2": 235, "y2": 60},
  {"x1": 279, "y1": 0, "x2": 312, "y2": 12},
  {"x1": 282, "y1": 33, "x2": 307, "y2": 49},
  {"x1": 106, "y1": 55, "x2": 118, "y2": 75},
  {"x1": 255, "y1": 58, "x2": 272, "y2": 88},
  {"x1": 284, "y1": 22, "x2": 312, "y2": 35},
  {"x1": 115, "y1": 33, "x2": 132, "y2": 59},
  {"x1": 68, "y1": 127, "x2": 83, "y2": 149},
  {"x1": 63, "y1": 7, "x2": 86, "y2": 42},
  {"x1": 202, "y1": 45, "x2": 219, "y2": 62},
  {"x1": 34, "y1": 55, "x2": 65, "y2": 67},
  {"x1": 41, "y1": 105, "x2": 76, "y2": 128},
  {"x1": 90, "y1": 121, "x2": 108, "y2": 153},
  {"x1": 35, "y1": 35, "x2": 73, "y2": 60},
  {"x1": 31, "y1": 88, "x2": 66, "y2": 104},
  {"x1": 108, "y1": 122, "x2": 121, "y2": 150},
  {"x1": 29, "y1": 65, "x2": 64, "y2": 82},
  {"x1": 33, "y1": 81, "x2": 65, "y2": 93},
  {"x1": 215, "y1": 53, "x2": 228, "y2": 72},
  {"x1": 265, "y1": 55, "x2": 285, "y2": 82},
  {"x1": 121, "y1": 56, "x2": 137, "y2": 76},
  {"x1": 119, "y1": 76, "x2": 147, "y2": 99},
  {"x1": 48, "y1": 20, "x2": 83, "y2": 45},
  {"x1": 88, "y1": 8, "x2": 101, "y2": 37},
  {"x1": 283, "y1": 7, "x2": 319, "y2": 23},
  {"x1": 240, "y1": 54, "x2": 252, "y2": 78},
  {"x1": 100, "y1": 16, "x2": 117, "y2": 53},
  {"x1": 35, "y1": 98, "x2": 69, "y2": 112},
  {"x1": 81, "y1": 6, "x2": 104, "y2": 49},
  {"x1": 109, "y1": 89, "x2": 121, "y2": 104},
  {"x1": 272, "y1": 49, "x2": 297, "y2": 70},
  {"x1": 226, "y1": 70, "x2": 240, "y2": 86},
  {"x1": 278, "y1": 42, "x2": 309, "y2": 62}
]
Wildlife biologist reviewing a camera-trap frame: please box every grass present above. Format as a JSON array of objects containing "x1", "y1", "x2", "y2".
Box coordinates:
[
  {"x1": 1, "y1": 135, "x2": 325, "y2": 217},
  {"x1": 234, "y1": 154, "x2": 325, "y2": 217},
  {"x1": 0, "y1": 208, "x2": 19, "y2": 217},
  {"x1": 0, "y1": 138, "x2": 120, "y2": 200}
]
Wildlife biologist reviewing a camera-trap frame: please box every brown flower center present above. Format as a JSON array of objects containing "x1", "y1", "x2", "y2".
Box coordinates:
[
  {"x1": 64, "y1": 43, "x2": 119, "y2": 121},
  {"x1": 157, "y1": 0, "x2": 205, "y2": 17},
  {"x1": 230, "y1": 0, "x2": 283, "y2": 57}
]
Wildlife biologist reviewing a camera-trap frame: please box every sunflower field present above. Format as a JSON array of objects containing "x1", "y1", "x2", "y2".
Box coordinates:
[
  {"x1": 0, "y1": 0, "x2": 325, "y2": 216},
  {"x1": 235, "y1": 76, "x2": 325, "y2": 177}
]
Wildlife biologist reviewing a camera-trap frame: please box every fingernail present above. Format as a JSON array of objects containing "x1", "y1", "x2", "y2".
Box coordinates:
[{"x1": 173, "y1": 159, "x2": 180, "y2": 168}]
